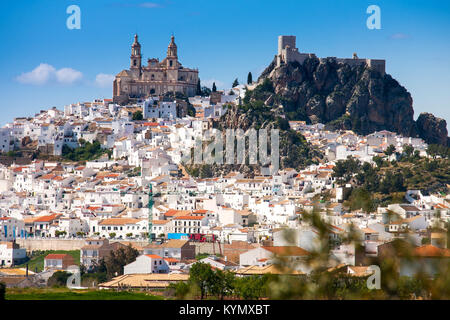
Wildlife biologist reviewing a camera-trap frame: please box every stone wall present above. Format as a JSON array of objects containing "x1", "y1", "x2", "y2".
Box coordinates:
[{"x1": 16, "y1": 239, "x2": 148, "y2": 252}]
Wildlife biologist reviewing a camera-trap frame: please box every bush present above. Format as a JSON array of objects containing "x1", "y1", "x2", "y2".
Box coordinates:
[
  {"x1": 62, "y1": 140, "x2": 108, "y2": 162},
  {"x1": 48, "y1": 271, "x2": 71, "y2": 287},
  {"x1": 132, "y1": 110, "x2": 143, "y2": 121}
]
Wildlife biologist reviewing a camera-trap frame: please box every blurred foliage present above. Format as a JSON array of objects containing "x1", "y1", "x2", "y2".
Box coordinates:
[{"x1": 168, "y1": 210, "x2": 450, "y2": 300}]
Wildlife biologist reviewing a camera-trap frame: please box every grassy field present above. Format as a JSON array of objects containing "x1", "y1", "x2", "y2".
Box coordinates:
[
  {"x1": 6, "y1": 287, "x2": 165, "y2": 300},
  {"x1": 15, "y1": 250, "x2": 80, "y2": 273}
]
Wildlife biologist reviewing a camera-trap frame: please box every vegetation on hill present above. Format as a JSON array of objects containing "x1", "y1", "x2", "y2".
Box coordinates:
[
  {"x1": 62, "y1": 140, "x2": 111, "y2": 162},
  {"x1": 333, "y1": 145, "x2": 450, "y2": 210},
  {"x1": 184, "y1": 79, "x2": 323, "y2": 177}
]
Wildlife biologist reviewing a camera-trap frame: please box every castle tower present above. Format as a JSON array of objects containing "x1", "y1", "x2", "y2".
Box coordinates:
[
  {"x1": 277, "y1": 35, "x2": 297, "y2": 67},
  {"x1": 130, "y1": 34, "x2": 142, "y2": 73},
  {"x1": 166, "y1": 35, "x2": 178, "y2": 68}
]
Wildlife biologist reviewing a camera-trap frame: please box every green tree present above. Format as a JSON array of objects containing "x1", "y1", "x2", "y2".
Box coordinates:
[
  {"x1": 109, "y1": 232, "x2": 116, "y2": 239},
  {"x1": 332, "y1": 157, "x2": 361, "y2": 186},
  {"x1": 385, "y1": 144, "x2": 396, "y2": 156},
  {"x1": 247, "y1": 72, "x2": 253, "y2": 84},
  {"x1": 210, "y1": 270, "x2": 235, "y2": 299},
  {"x1": 132, "y1": 110, "x2": 143, "y2": 121},
  {"x1": 348, "y1": 188, "x2": 374, "y2": 213},
  {"x1": 232, "y1": 78, "x2": 239, "y2": 88},
  {"x1": 104, "y1": 245, "x2": 139, "y2": 279},
  {"x1": 189, "y1": 262, "x2": 215, "y2": 300},
  {"x1": 187, "y1": 104, "x2": 196, "y2": 117},
  {"x1": 234, "y1": 275, "x2": 270, "y2": 299},
  {"x1": 403, "y1": 144, "x2": 414, "y2": 159},
  {"x1": 196, "y1": 79, "x2": 202, "y2": 95},
  {"x1": 373, "y1": 156, "x2": 384, "y2": 167},
  {"x1": 168, "y1": 281, "x2": 191, "y2": 299},
  {"x1": 201, "y1": 86, "x2": 211, "y2": 97}
]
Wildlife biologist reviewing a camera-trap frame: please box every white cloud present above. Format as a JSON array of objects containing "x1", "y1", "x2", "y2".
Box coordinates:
[
  {"x1": 55, "y1": 68, "x2": 83, "y2": 84},
  {"x1": 16, "y1": 63, "x2": 83, "y2": 85},
  {"x1": 16, "y1": 63, "x2": 56, "y2": 85},
  {"x1": 138, "y1": 2, "x2": 162, "y2": 8},
  {"x1": 390, "y1": 33, "x2": 410, "y2": 40},
  {"x1": 95, "y1": 73, "x2": 115, "y2": 88}
]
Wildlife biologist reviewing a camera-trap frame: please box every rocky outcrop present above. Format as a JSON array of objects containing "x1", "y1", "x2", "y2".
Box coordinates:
[
  {"x1": 256, "y1": 57, "x2": 449, "y2": 145},
  {"x1": 416, "y1": 113, "x2": 450, "y2": 146}
]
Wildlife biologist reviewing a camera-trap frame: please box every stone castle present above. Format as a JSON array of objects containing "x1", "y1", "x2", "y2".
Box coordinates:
[
  {"x1": 113, "y1": 34, "x2": 199, "y2": 104},
  {"x1": 276, "y1": 35, "x2": 386, "y2": 75}
]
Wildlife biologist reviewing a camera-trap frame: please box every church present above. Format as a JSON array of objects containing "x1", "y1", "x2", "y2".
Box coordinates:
[{"x1": 113, "y1": 34, "x2": 199, "y2": 104}]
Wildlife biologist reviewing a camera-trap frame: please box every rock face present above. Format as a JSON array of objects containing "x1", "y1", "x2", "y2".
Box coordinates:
[
  {"x1": 257, "y1": 57, "x2": 449, "y2": 145},
  {"x1": 416, "y1": 113, "x2": 450, "y2": 146}
]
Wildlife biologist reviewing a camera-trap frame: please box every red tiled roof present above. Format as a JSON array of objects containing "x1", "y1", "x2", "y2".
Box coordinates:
[
  {"x1": 174, "y1": 216, "x2": 204, "y2": 220},
  {"x1": 45, "y1": 254, "x2": 70, "y2": 260},
  {"x1": 34, "y1": 214, "x2": 60, "y2": 223},
  {"x1": 146, "y1": 254, "x2": 162, "y2": 259},
  {"x1": 413, "y1": 245, "x2": 450, "y2": 257}
]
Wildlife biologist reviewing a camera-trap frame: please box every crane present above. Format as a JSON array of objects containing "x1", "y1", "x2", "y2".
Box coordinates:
[{"x1": 148, "y1": 184, "x2": 154, "y2": 243}]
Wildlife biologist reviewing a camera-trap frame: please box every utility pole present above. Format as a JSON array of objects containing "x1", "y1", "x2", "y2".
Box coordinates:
[{"x1": 148, "y1": 184, "x2": 154, "y2": 243}]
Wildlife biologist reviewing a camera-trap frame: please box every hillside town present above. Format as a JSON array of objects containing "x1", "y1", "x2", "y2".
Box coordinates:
[
  {"x1": 0, "y1": 83, "x2": 448, "y2": 289},
  {"x1": 0, "y1": 34, "x2": 449, "y2": 298}
]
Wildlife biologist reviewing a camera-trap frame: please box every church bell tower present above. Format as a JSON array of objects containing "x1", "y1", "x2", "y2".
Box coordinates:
[
  {"x1": 130, "y1": 34, "x2": 142, "y2": 74},
  {"x1": 166, "y1": 35, "x2": 178, "y2": 68}
]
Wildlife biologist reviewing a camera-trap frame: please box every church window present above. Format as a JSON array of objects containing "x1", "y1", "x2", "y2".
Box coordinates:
[
  {"x1": 170, "y1": 60, "x2": 173, "y2": 67},
  {"x1": 133, "y1": 60, "x2": 137, "y2": 66}
]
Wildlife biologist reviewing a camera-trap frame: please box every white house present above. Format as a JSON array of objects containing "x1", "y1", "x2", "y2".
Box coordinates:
[
  {"x1": 0, "y1": 241, "x2": 27, "y2": 267},
  {"x1": 143, "y1": 97, "x2": 177, "y2": 119},
  {"x1": 124, "y1": 254, "x2": 170, "y2": 274}
]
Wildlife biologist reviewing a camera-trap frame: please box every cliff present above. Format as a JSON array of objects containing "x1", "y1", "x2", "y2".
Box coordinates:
[{"x1": 256, "y1": 56, "x2": 449, "y2": 146}]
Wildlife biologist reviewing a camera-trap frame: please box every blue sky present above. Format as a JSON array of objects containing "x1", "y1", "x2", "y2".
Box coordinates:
[{"x1": 0, "y1": 0, "x2": 449, "y2": 128}]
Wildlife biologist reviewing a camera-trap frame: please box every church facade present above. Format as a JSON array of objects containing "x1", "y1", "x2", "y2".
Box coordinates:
[{"x1": 113, "y1": 34, "x2": 199, "y2": 104}]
